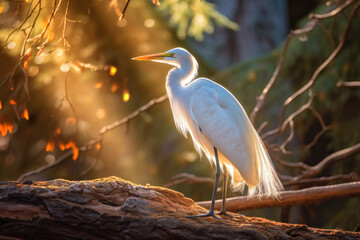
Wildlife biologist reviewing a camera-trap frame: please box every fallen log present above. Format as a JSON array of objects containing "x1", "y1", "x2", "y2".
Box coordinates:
[{"x1": 0, "y1": 177, "x2": 358, "y2": 239}]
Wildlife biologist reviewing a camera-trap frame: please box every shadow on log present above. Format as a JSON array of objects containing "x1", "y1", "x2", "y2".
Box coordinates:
[{"x1": 0, "y1": 177, "x2": 358, "y2": 240}]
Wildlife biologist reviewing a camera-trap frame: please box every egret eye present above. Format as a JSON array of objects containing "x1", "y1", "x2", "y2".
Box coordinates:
[{"x1": 163, "y1": 52, "x2": 175, "y2": 58}]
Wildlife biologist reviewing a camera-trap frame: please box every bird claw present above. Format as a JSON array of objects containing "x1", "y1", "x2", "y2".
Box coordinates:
[
  {"x1": 186, "y1": 211, "x2": 221, "y2": 220},
  {"x1": 215, "y1": 210, "x2": 238, "y2": 218}
]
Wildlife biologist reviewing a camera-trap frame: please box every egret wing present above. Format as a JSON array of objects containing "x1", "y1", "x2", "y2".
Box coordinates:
[{"x1": 189, "y1": 80, "x2": 259, "y2": 186}]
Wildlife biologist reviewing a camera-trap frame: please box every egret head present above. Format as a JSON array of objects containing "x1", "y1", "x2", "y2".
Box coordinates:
[{"x1": 132, "y1": 47, "x2": 197, "y2": 68}]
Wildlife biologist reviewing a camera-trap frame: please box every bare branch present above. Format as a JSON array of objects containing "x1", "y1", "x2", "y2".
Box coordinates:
[
  {"x1": 17, "y1": 151, "x2": 73, "y2": 182},
  {"x1": 295, "y1": 142, "x2": 360, "y2": 180},
  {"x1": 250, "y1": 0, "x2": 356, "y2": 124},
  {"x1": 337, "y1": 80, "x2": 360, "y2": 87},
  {"x1": 278, "y1": 1, "x2": 360, "y2": 127},
  {"x1": 283, "y1": 173, "x2": 359, "y2": 187},
  {"x1": 97, "y1": 94, "x2": 168, "y2": 136},
  {"x1": 164, "y1": 173, "x2": 214, "y2": 188},
  {"x1": 196, "y1": 181, "x2": 360, "y2": 212},
  {"x1": 309, "y1": 0, "x2": 355, "y2": 20}
]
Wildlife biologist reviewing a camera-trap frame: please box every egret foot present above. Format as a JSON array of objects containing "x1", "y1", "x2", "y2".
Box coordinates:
[
  {"x1": 186, "y1": 211, "x2": 221, "y2": 220},
  {"x1": 216, "y1": 209, "x2": 238, "y2": 218}
]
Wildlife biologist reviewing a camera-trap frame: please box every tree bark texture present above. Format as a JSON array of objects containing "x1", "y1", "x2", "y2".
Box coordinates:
[{"x1": 0, "y1": 177, "x2": 358, "y2": 240}]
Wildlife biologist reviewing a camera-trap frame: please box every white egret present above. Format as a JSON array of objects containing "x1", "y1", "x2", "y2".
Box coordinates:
[{"x1": 132, "y1": 48, "x2": 283, "y2": 219}]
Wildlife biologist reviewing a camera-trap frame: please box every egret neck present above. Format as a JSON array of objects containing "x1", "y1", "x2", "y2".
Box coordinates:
[{"x1": 165, "y1": 55, "x2": 198, "y2": 138}]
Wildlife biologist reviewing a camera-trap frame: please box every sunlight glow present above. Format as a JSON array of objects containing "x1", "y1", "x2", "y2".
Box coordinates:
[
  {"x1": 60, "y1": 63, "x2": 70, "y2": 72},
  {"x1": 7, "y1": 41, "x2": 16, "y2": 49},
  {"x1": 122, "y1": 90, "x2": 130, "y2": 102},
  {"x1": 96, "y1": 108, "x2": 106, "y2": 119},
  {"x1": 109, "y1": 66, "x2": 117, "y2": 76},
  {"x1": 144, "y1": 19, "x2": 155, "y2": 28}
]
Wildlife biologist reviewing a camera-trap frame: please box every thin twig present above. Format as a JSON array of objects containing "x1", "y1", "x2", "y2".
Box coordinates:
[
  {"x1": 337, "y1": 80, "x2": 360, "y2": 87},
  {"x1": 164, "y1": 173, "x2": 214, "y2": 188},
  {"x1": 278, "y1": 1, "x2": 360, "y2": 128},
  {"x1": 17, "y1": 151, "x2": 73, "y2": 182},
  {"x1": 249, "y1": 0, "x2": 355, "y2": 124},
  {"x1": 294, "y1": 142, "x2": 360, "y2": 181},
  {"x1": 283, "y1": 172, "x2": 359, "y2": 187}
]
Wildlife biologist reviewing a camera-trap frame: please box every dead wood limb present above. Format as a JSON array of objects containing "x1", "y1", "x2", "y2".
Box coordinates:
[
  {"x1": 0, "y1": 177, "x2": 359, "y2": 240},
  {"x1": 196, "y1": 181, "x2": 360, "y2": 212},
  {"x1": 164, "y1": 173, "x2": 214, "y2": 188}
]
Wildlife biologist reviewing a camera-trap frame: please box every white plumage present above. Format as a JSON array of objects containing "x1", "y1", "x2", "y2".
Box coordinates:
[{"x1": 133, "y1": 47, "x2": 283, "y2": 218}]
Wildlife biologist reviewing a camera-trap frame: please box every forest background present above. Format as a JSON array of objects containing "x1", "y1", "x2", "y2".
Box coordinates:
[{"x1": 0, "y1": 0, "x2": 359, "y2": 231}]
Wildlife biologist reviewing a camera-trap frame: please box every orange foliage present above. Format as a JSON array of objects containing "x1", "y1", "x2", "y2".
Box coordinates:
[
  {"x1": 10, "y1": 100, "x2": 16, "y2": 105},
  {"x1": 58, "y1": 142, "x2": 66, "y2": 151},
  {"x1": 7, "y1": 123, "x2": 14, "y2": 133},
  {"x1": 45, "y1": 141, "x2": 55, "y2": 152},
  {"x1": 47, "y1": 140, "x2": 79, "y2": 160},
  {"x1": 22, "y1": 109, "x2": 29, "y2": 120},
  {"x1": 0, "y1": 123, "x2": 14, "y2": 136},
  {"x1": 56, "y1": 128, "x2": 61, "y2": 135},
  {"x1": 66, "y1": 141, "x2": 79, "y2": 160},
  {"x1": 0, "y1": 101, "x2": 2, "y2": 110}
]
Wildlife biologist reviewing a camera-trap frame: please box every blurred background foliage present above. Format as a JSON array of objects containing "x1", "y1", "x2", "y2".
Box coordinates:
[{"x1": 0, "y1": 0, "x2": 359, "y2": 231}]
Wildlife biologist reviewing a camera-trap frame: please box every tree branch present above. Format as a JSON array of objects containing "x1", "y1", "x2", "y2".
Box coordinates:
[
  {"x1": 163, "y1": 173, "x2": 214, "y2": 188},
  {"x1": 196, "y1": 181, "x2": 360, "y2": 212},
  {"x1": 17, "y1": 95, "x2": 168, "y2": 181},
  {"x1": 249, "y1": 0, "x2": 356, "y2": 124}
]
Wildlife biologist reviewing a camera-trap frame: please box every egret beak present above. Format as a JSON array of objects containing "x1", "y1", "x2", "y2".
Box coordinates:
[{"x1": 131, "y1": 52, "x2": 174, "y2": 61}]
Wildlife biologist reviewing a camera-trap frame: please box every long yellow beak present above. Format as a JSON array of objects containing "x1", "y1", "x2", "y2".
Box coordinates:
[{"x1": 131, "y1": 52, "x2": 174, "y2": 61}]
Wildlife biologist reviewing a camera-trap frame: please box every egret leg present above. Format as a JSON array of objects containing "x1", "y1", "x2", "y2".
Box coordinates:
[
  {"x1": 186, "y1": 147, "x2": 221, "y2": 220},
  {"x1": 216, "y1": 173, "x2": 237, "y2": 217}
]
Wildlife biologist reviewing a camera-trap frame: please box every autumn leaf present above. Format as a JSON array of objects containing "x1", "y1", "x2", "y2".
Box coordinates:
[
  {"x1": 10, "y1": 100, "x2": 16, "y2": 105},
  {"x1": 0, "y1": 101, "x2": 2, "y2": 110},
  {"x1": 22, "y1": 109, "x2": 29, "y2": 120},
  {"x1": 72, "y1": 145, "x2": 79, "y2": 160},
  {"x1": 56, "y1": 128, "x2": 61, "y2": 135},
  {"x1": 58, "y1": 142, "x2": 66, "y2": 151},
  {"x1": 45, "y1": 141, "x2": 55, "y2": 152},
  {"x1": 65, "y1": 141, "x2": 79, "y2": 160},
  {"x1": 0, "y1": 124, "x2": 6, "y2": 136}
]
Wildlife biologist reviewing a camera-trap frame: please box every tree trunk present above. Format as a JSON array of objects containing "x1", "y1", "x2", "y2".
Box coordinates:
[
  {"x1": 189, "y1": 0, "x2": 288, "y2": 69},
  {"x1": 0, "y1": 177, "x2": 358, "y2": 240}
]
